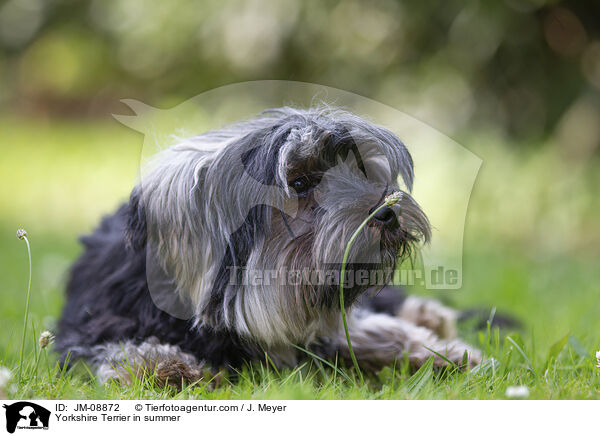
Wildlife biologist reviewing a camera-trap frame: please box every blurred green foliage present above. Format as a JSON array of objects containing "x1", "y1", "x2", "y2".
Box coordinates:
[{"x1": 0, "y1": 0, "x2": 599, "y2": 146}]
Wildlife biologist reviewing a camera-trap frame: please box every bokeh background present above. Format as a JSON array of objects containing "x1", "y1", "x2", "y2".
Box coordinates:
[{"x1": 0, "y1": 0, "x2": 599, "y2": 365}]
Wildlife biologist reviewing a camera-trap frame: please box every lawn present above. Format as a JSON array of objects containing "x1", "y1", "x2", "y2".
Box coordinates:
[{"x1": 1, "y1": 119, "x2": 599, "y2": 400}]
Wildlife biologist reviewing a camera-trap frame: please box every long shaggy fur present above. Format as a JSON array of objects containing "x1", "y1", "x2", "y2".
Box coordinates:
[{"x1": 56, "y1": 107, "x2": 479, "y2": 385}]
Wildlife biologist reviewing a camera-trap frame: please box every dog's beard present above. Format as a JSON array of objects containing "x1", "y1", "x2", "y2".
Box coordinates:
[{"x1": 231, "y1": 190, "x2": 430, "y2": 347}]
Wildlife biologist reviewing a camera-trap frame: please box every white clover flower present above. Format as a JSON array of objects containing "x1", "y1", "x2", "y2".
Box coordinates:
[
  {"x1": 16, "y1": 228, "x2": 27, "y2": 240},
  {"x1": 39, "y1": 331, "x2": 55, "y2": 349},
  {"x1": 0, "y1": 366, "x2": 11, "y2": 390},
  {"x1": 505, "y1": 385, "x2": 529, "y2": 399},
  {"x1": 596, "y1": 350, "x2": 600, "y2": 368}
]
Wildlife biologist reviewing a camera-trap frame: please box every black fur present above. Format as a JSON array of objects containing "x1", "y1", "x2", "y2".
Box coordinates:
[
  {"x1": 56, "y1": 203, "x2": 263, "y2": 369},
  {"x1": 357, "y1": 286, "x2": 407, "y2": 316}
]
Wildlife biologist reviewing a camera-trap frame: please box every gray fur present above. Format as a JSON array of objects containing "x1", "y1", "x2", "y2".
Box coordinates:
[
  {"x1": 69, "y1": 106, "x2": 480, "y2": 385},
  {"x1": 139, "y1": 106, "x2": 429, "y2": 347}
]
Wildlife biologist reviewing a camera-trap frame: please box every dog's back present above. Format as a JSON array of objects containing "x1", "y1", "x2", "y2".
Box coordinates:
[
  {"x1": 56, "y1": 204, "x2": 264, "y2": 372},
  {"x1": 56, "y1": 205, "x2": 145, "y2": 362}
]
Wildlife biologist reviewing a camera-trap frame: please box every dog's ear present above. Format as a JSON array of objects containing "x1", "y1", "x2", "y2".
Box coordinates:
[
  {"x1": 240, "y1": 126, "x2": 292, "y2": 186},
  {"x1": 125, "y1": 187, "x2": 147, "y2": 251},
  {"x1": 319, "y1": 125, "x2": 368, "y2": 178}
]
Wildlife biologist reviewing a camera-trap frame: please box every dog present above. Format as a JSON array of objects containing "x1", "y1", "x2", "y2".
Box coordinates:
[{"x1": 56, "y1": 106, "x2": 481, "y2": 387}]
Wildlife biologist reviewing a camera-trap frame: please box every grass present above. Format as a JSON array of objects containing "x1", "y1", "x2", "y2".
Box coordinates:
[
  {"x1": 0, "y1": 118, "x2": 599, "y2": 399},
  {"x1": 5, "y1": 310, "x2": 600, "y2": 399},
  {"x1": 15, "y1": 229, "x2": 32, "y2": 383}
]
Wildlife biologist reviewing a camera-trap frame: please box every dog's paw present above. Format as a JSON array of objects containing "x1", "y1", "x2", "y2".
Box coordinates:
[
  {"x1": 407, "y1": 340, "x2": 481, "y2": 370},
  {"x1": 398, "y1": 296, "x2": 459, "y2": 339},
  {"x1": 432, "y1": 339, "x2": 482, "y2": 369},
  {"x1": 155, "y1": 358, "x2": 204, "y2": 389}
]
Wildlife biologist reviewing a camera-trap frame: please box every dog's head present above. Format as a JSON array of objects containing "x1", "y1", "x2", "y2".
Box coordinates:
[{"x1": 131, "y1": 107, "x2": 430, "y2": 346}]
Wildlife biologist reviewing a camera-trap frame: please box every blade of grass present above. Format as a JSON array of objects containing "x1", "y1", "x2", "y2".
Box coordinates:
[
  {"x1": 545, "y1": 332, "x2": 570, "y2": 369},
  {"x1": 506, "y1": 335, "x2": 536, "y2": 377},
  {"x1": 310, "y1": 356, "x2": 328, "y2": 382},
  {"x1": 338, "y1": 192, "x2": 403, "y2": 385},
  {"x1": 16, "y1": 228, "x2": 32, "y2": 383},
  {"x1": 263, "y1": 352, "x2": 281, "y2": 378},
  {"x1": 290, "y1": 343, "x2": 354, "y2": 384},
  {"x1": 423, "y1": 346, "x2": 459, "y2": 370},
  {"x1": 406, "y1": 356, "x2": 434, "y2": 394}
]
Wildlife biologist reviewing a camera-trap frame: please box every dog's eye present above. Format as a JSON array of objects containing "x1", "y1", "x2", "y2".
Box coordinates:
[{"x1": 290, "y1": 176, "x2": 311, "y2": 194}]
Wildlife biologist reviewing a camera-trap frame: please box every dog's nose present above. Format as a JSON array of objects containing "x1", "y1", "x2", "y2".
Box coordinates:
[{"x1": 371, "y1": 206, "x2": 397, "y2": 227}]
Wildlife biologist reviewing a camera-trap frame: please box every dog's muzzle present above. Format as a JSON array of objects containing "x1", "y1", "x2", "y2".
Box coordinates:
[{"x1": 370, "y1": 205, "x2": 399, "y2": 229}]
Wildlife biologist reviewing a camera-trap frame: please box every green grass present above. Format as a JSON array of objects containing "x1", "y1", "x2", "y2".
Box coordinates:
[{"x1": 0, "y1": 118, "x2": 599, "y2": 399}]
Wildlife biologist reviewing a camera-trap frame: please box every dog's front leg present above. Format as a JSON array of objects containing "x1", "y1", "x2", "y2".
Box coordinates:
[
  {"x1": 396, "y1": 295, "x2": 459, "y2": 339},
  {"x1": 334, "y1": 310, "x2": 481, "y2": 371},
  {"x1": 89, "y1": 337, "x2": 213, "y2": 389}
]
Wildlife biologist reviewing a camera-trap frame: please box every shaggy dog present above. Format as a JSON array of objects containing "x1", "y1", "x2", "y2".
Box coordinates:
[{"x1": 56, "y1": 107, "x2": 480, "y2": 386}]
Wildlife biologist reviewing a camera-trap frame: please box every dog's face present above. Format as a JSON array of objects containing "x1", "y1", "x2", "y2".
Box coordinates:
[
  {"x1": 266, "y1": 128, "x2": 430, "y2": 306},
  {"x1": 136, "y1": 108, "x2": 430, "y2": 346}
]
